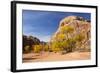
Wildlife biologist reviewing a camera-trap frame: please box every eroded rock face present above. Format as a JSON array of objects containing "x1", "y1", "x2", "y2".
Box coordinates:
[
  {"x1": 51, "y1": 16, "x2": 91, "y2": 52},
  {"x1": 23, "y1": 35, "x2": 40, "y2": 49}
]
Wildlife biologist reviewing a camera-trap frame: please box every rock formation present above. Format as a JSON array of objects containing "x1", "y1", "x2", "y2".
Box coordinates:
[{"x1": 51, "y1": 16, "x2": 91, "y2": 52}]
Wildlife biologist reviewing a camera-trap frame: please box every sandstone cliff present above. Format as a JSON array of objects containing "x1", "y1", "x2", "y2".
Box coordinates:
[{"x1": 51, "y1": 16, "x2": 91, "y2": 52}]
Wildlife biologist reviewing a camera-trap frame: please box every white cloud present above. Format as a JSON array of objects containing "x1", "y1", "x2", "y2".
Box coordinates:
[{"x1": 39, "y1": 35, "x2": 51, "y2": 42}]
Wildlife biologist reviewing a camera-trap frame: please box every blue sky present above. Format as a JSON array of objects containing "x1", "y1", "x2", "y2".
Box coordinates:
[{"x1": 22, "y1": 10, "x2": 91, "y2": 42}]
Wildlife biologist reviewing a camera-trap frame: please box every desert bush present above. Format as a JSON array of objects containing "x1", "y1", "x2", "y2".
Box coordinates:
[
  {"x1": 23, "y1": 45, "x2": 30, "y2": 53},
  {"x1": 75, "y1": 33, "x2": 85, "y2": 42},
  {"x1": 34, "y1": 44, "x2": 42, "y2": 53},
  {"x1": 43, "y1": 44, "x2": 49, "y2": 51}
]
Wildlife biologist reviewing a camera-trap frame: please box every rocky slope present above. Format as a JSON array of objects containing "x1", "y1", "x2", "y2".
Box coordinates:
[
  {"x1": 51, "y1": 16, "x2": 91, "y2": 52},
  {"x1": 23, "y1": 35, "x2": 41, "y2": 53}
]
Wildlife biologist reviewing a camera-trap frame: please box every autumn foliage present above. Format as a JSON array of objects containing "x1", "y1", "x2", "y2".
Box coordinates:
[{"x1": 23, "y1": 16, "x2": 90, "y2": 54}]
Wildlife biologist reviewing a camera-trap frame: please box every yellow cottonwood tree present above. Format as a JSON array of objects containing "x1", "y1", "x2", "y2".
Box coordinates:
[
  {"x1": 56, "y1": 33, "x2": 66, "y2": 41},
  {"x1": 51, "y1": 42, "x2": 63, "y2": 52},
  {"x1": 61, "y1": 25, "x2": 74, "y2": 34},
  {"x1": 34, "y1": 44, "x2": 42, "y2": 53},
  {"x1": 60, "y1": 25, "x2": 74, "y2": 39}
]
